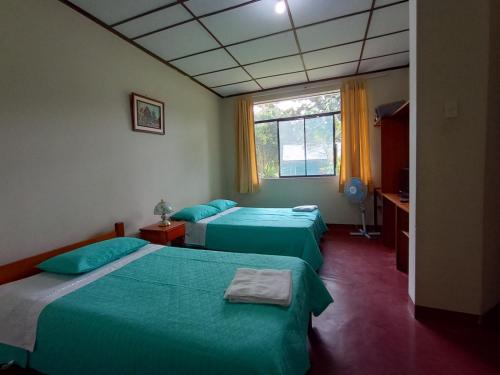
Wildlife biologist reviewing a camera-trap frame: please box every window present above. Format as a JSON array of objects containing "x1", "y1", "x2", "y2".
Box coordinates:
[{"x1": 254, "y1": 92, "x2": 341, "y2": 178}]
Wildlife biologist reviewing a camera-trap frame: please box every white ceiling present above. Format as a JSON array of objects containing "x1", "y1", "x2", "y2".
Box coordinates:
[
  {"x1": 68, "y1": 0, "x2": 409, "y2": 97},
  {"x1": 226, "y1": 31, "x2": 300, "y2": 65},
  {"x1": 245, "y1": 55, "x2": 304, "y2": 78}
]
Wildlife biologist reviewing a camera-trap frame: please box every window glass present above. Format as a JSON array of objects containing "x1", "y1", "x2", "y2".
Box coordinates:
[
  {"x1": 334, "y1": 113, "x2": 342, "y2": 174},
  {"x1": 279, "y1": 119, "x2": 305, "y2": 177},
  {"x1": 305, "y1": 115, "x2": 334, "y2": 176},
  {"x1": 253, "y1": 91, "x2": 340, "y2": 178},
  {"x1": 254, "y1": 122, "x2": 279, "y2": 178},
  {"x1": 254, "y1": 93, "x2": 340, "y2": 122}
]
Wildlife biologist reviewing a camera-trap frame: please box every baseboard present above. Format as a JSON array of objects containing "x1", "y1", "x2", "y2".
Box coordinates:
[
  {"x1": 328, "y1": 224, "x2": 380, "y2": 231},
  {"x1": 412, "y1": 304, "x2": 480, "y2": 325},
  {"x1": 327, "y1": 223, "x2": 357, "y2": 230},
  {"x1": 408, "y1": 299, "x2": 500, "y2": 327},
  {"x1": 480, "y1": 302, "x2": 500, "y2": 327}
]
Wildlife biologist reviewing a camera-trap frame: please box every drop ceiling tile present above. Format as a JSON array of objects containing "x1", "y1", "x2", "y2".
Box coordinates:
[
  {"x1": 288, "y1": 0, "x2": 372, "y2": 26},
  {"x1": 136, "y1": 21, "x2": 219, "y2": 60},
  {"x1": 363, "y1": 31, "x2": 409, "y2": 58},
  {"x1": 171, "y1": 49, "x2": 237, "y2": 76},
  {"x1": 245, "y1": 56, "x2": 304, "y2": 78},
  {"x1": 196, "y1": 67, "x2": 252, "y2": 87},
  {"x1": 213, "y1": 81, "x2": 261, "y2": 96},
  {"x1": 368, "y1": 2, "x2": 409, "y2": 37},
  {"x1": 114, "y1": 5, "x2": 191, "y2": 38},
  {"x1": 186, "y1": 0, "x2": 250, "y2": 16},
  {"x1": 308, "y1": 62, "x2": 359, "y2": 81},
  {"x1": 303, "y1": 42, "x2": 362, "y2": 69},
  {"x1": 257, "y1": 72, "x2": 308, "y2": 89},
  {"x1": 358, "y1": 52, "x2": 409, "y2": 73},
  {"x1": 297, "y1": 13, "x2": 369, "y2": 52},
  {"x1": 201, "y1": 0, "x2": 291, "y2": 45},
  {"x1": 227, "y1": 32, "x2": 299, "y2": 65},
  {"x1": 71, "y1": 0, "x2": 175, "y2": 25}
]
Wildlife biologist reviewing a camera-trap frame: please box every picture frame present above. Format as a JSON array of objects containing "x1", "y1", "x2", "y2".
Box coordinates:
[{"x1": 130, "y1": 92, "x2": 165, "y2": 135}]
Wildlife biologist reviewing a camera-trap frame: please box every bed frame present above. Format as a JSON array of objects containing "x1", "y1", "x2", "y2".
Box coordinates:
[{"x1": 0, "y1": 222, "x2": 125, "y2": 285}]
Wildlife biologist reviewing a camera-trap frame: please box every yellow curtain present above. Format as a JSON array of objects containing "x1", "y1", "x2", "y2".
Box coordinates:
[
  {"x1": 236, "y1": 97, "x2": 260, "y2": 193},
  {"x1": 339, "y1": 80, "x2": 373, "y2": 192}
]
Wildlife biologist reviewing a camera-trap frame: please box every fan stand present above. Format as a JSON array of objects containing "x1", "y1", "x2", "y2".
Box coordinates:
[{"x1": 350, "y1": 204, "x2": 381, "y2": 239}]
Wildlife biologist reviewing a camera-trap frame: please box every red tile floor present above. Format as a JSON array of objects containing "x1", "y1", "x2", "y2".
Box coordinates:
[{"x1": 309, "y1": 226, "x2": 500, "y2": 375}]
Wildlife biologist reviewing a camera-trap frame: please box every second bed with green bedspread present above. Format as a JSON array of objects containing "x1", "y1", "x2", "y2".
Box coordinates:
[{"x1": 199, "y1": 207, "x2": 327, "y2": 270}]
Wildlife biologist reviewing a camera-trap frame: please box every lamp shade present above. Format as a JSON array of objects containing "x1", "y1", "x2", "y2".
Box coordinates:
[{"x1": 154, "y1": 199, "x2": 173, "y2": 215}]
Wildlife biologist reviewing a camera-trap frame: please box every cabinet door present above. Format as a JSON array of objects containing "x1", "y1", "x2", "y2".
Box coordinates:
[{"x1": 396, "y1": 209, "x2": 409, "y2": 273}]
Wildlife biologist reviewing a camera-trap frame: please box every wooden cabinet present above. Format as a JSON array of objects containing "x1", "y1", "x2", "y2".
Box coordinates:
[
  {"x1": 139, "y1": 221, "x2": 185, "y2": 246},
  {"x1": 376, "y1": 101, "x2": 409, "y2": 194},
  {"x1": 397, "y1": 230, "x2": 409, "y2": 274},
  {"x1": 375, "y1": 101, "x2": 410, "y2": 274}
]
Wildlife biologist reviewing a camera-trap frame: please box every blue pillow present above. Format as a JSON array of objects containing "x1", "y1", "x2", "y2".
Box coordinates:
[
  {"x1": 37, "y1": 237, "x2": 149, "y2": 274},
  {"x1": 206, "y1": 199, "x2": 238, "y2": 212},
  {"x1": 170, "y1": 204, "x2": 220, "y2": 222}
]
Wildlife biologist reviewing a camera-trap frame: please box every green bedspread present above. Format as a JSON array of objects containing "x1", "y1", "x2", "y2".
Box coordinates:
[
  {"x1": 1, "y1": 247, "x2": 332, "y2": 375},
  {"x1": 205, "y1": 208, "x2": 328, "y2": 270}
]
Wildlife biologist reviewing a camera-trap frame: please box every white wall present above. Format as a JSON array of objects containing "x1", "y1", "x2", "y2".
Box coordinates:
[
  {"x1": 0, "y1": 0, "x2": 223, "y2": 265},
  {"x1": 412, "y1": 0, "x2": 492, "y2": 315},
  {"x1": 220, "y1": 68, "x2": 409, "y2": 224},
  {"x1": 408, "y1": 0, "x2": 418, "y2": 303}
]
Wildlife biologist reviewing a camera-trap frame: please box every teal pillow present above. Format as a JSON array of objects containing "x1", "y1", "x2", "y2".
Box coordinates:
[
  {"x1": 206, "y1": 199, "x2": 238, "y2": 212},
  {"x1": 37, "y1": 237, "x2": 149, "y2": 274},
  {"x1": 170, "y1": 204, "x2": 220, "y2": 222}
]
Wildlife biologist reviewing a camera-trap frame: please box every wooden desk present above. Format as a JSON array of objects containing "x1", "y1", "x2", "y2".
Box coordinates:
[
  {"x1": 381, "y1": 193, "x2": 409, "y2": 213},
  {"x1": 376, "y1": 190, "x2": 409, "y2": 274}
]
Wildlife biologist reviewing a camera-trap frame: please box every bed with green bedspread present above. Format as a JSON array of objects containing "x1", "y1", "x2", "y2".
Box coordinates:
[
  {"x1": 0, "y1": 246, "x2": 332, "y2": 375},
  {"x1": 193, "y1": 207, "x2": 328, "y2": 270}
]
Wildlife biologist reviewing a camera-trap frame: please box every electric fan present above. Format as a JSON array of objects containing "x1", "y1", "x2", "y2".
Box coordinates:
[{"x1": 344, "y1": 177, "x2": 380, "y2": 239}]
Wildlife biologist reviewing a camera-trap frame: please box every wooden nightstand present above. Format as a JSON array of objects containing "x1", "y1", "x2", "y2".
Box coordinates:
[{"x1": 139, "y1": 221, "x2": 185, "y2": 246}]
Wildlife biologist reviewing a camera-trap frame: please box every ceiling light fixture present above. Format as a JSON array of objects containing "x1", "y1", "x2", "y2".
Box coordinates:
[{"x1": 275, "y1": 0, "x2": 286, "y2": 14}]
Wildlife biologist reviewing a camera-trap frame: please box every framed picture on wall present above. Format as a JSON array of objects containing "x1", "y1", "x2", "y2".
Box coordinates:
[{"x1": 130, "y1": 93, "x2": 165, "y2": 135}]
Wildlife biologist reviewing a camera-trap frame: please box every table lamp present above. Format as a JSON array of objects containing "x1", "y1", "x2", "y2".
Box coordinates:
[{"x1": 154, "y1": 199, "x2": 174, "y2": 227}]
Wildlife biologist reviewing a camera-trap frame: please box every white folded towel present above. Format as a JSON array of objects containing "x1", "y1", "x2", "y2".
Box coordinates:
[
  {"x1": 292, "y1": 205, "x2": 318, "y2": 212},
  {"x1": 224, "y1": 268, "x2": 292, "y2": 307}
]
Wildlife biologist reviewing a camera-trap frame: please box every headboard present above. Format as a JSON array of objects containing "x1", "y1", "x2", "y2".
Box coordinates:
[{"x1": 0, "y1": 222, "x2": 125, "y2": 285}]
